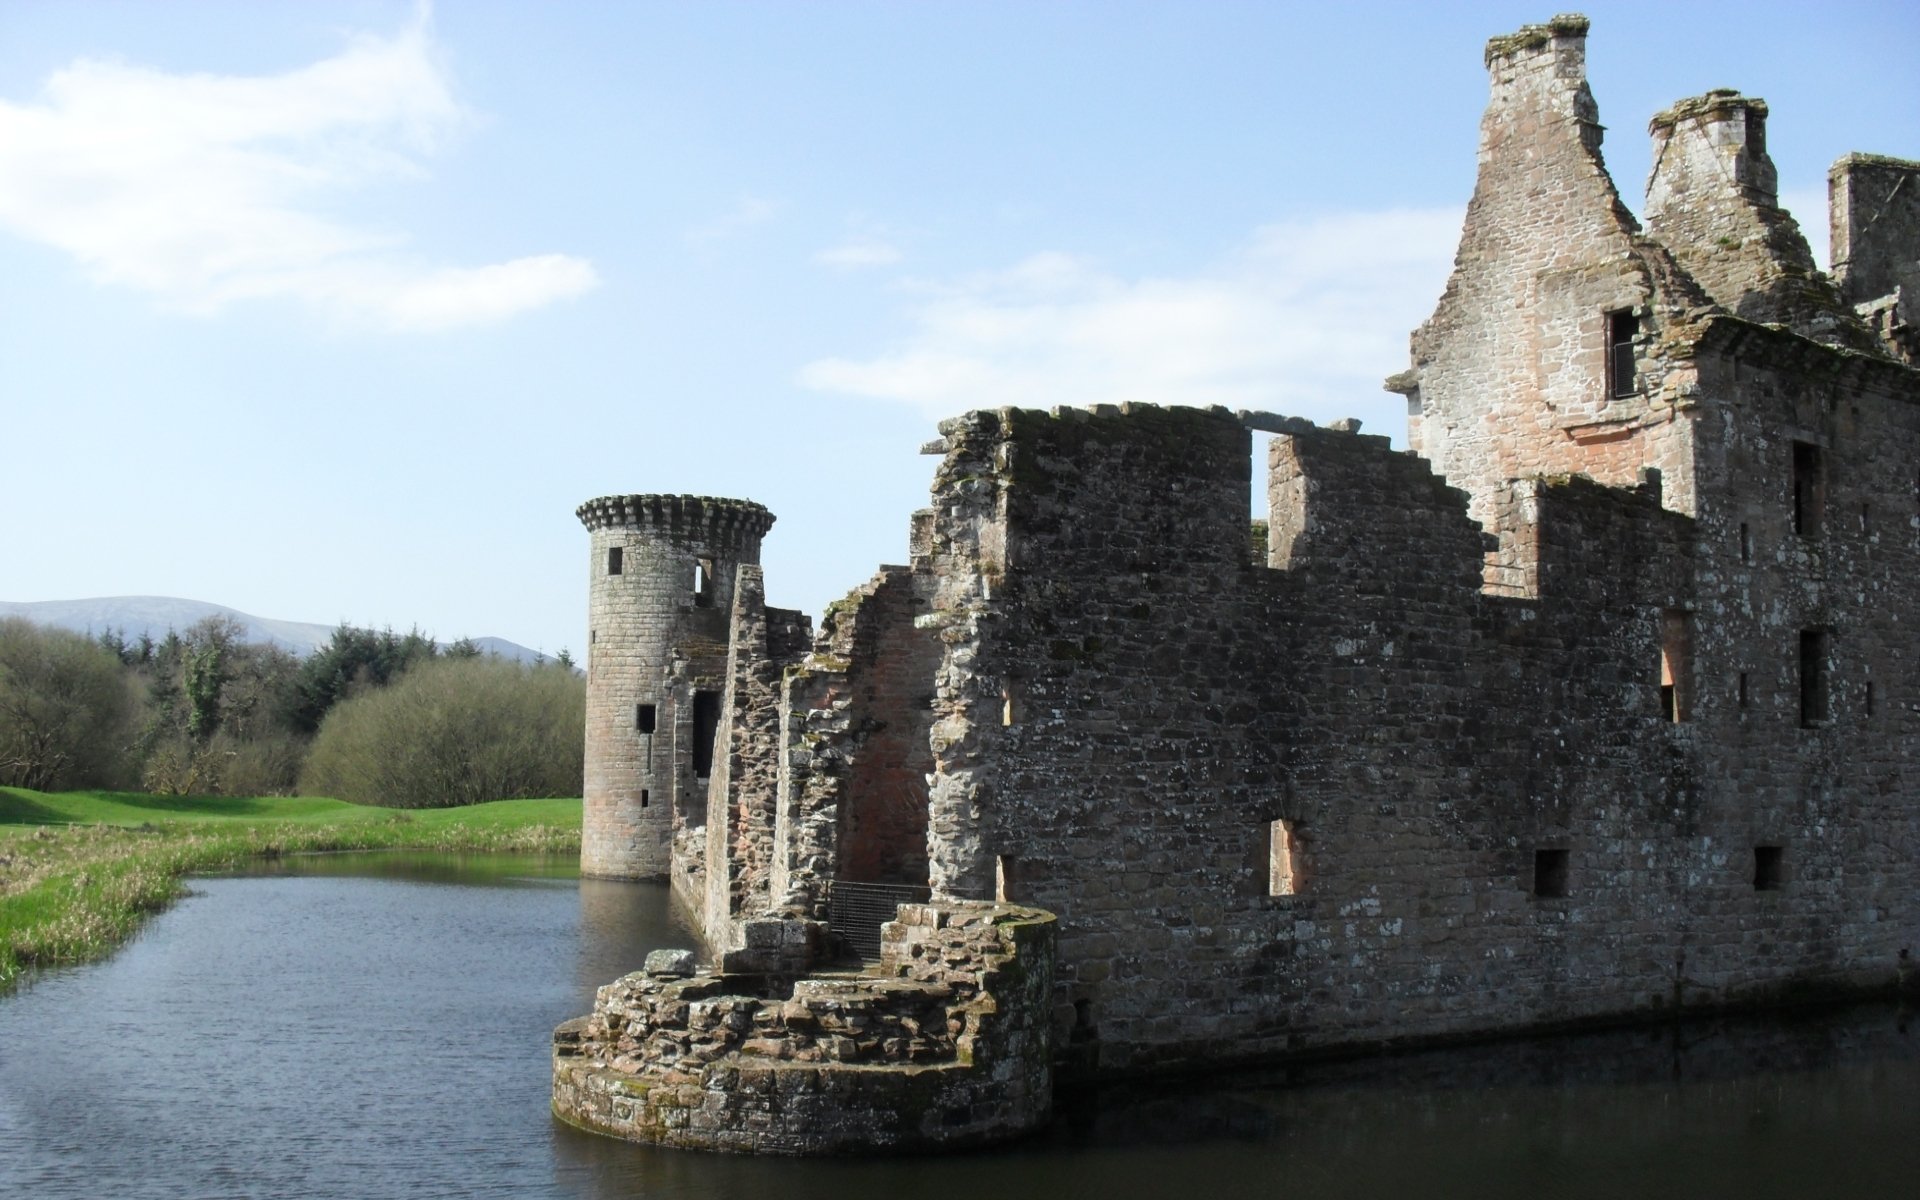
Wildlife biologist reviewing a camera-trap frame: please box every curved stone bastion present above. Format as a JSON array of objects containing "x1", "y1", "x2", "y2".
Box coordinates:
[{"x1": 552, "y1": 903, "x2": 1056, "y2": 1154}]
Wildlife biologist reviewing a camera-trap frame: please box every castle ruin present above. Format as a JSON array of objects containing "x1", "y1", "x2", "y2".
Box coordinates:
[{"x1": 553, "y1": 15, "x2": 1920, "y2": 1154}]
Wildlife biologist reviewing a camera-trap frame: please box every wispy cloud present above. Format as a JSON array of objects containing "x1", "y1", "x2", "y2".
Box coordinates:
[
  {"x1": 815, "y1": 237, "x2": 903, "y2": 269},
  {"x1": 0, "y1": 15, "x2": 596, "y2": 331},
  {"x1": 685, "y1": 195, "x2": 780, "y2": 244},
  {"x1": 797, "y1": 209, "x2": 1462, "y2": 425}
]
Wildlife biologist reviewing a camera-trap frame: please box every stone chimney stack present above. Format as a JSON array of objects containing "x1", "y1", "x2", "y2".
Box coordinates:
[
  {"x1": 1647, "y1": 90, "x2": 1777, "y2": 210},
  {"x1": 1481, "y1": 14, "x2": 1602, "y2": 158},
  {"x1": 1829, "y1": 153, "x2": 1920, "y2": 362},
  {"x1": 1645, "y1": 90, "x2": 1877, "y2": 351}
]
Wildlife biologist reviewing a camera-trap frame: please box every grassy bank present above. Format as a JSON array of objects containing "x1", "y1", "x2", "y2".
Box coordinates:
[{"x1": 0, "y1": 787, "x2": 582, "y2": 991}]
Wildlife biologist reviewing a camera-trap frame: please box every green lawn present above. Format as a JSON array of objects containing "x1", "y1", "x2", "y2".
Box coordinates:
[{"x1": 0, "y1": 787, "x2": 582, "y2": 991}]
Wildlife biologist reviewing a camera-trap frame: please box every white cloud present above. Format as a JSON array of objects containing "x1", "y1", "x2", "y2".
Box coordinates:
[
  {"x1": 796, "y1": 209, "x2": 1463, "y2": 430},
  {"x1": 815, "y1": 238, "x2": 903, "y2": 269},
  {"x1": 0, "y1": 16, "x2": 596, "y2": 330}
]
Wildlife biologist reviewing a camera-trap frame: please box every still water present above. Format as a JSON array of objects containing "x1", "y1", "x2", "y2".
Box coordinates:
[{"x1": 1, "y1": 852, "x2": 1915, "y2": 1199}]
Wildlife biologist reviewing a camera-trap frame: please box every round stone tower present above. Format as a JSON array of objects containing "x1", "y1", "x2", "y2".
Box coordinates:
[{"x1": 576, "y1": 494, "x2": 776, "y2": 879}]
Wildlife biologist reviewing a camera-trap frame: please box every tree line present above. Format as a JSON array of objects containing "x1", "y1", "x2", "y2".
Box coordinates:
[{"x1": 0, "y1": 616, "x2": 582, "y2": 806}]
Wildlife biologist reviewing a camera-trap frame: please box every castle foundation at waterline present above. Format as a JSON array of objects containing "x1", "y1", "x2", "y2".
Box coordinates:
[{"x1": 553, "y1": 14, "x2": 1920, "y2": 1155}]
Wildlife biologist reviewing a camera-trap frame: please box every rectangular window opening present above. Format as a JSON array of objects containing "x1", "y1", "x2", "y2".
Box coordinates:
[
  {"x1": 1739, "y1": 522, "x2": 1752, "y2": 563},
  {"x1": 1791, "y1": 441, "x2": 1825, "y2": 537},
  {"x1": 1860, "y1": 503, "x2": 1871, "y2": 533},
  {"x1": 1865, "y1": 680, "x2": 1875, "y2": 719},
  {"x1": 1533, "y1": 848, "x2": 1570, "y2": 899},
  {"x1": 1001, "y1": 683, "x2": 1017, "y2": 727},
  {"x1": 1799, "y1": 629, "x2": 1829, "y2": 727},
  {"x1": 1607, "y1": 310, "x2": 1638, "y2": 398},
  {"x1": 1660, "y1": 610, "x2": 1692, "y2": 723},
  {"x1": 691, "y1": 690, "x2": 722, "y2": 777},
  {"x1": 639, "y1": 788, "x2": 649, "y2": 810},
  {"x1": 636, "y1": 703, "x2": 657, "y2": 734},
  {"x1": 1753, "y1": 845, "x2": 1785, "y2": 891},
  {"x1": 994, "y1": 854, "x2": 1019, "y2": 903},
  {"x1": 1738, "y1": 672, "x2": 1750, "y2": 710},
  {"x1": 607, "y1": 545, "x2": 624, "y2": 576},
  {"x1": 693, "y1": 558, "x2": 715, "y2": 607},
  {"x1": 1267, "y1": 819, "x2": 1303, "y2": 896}
]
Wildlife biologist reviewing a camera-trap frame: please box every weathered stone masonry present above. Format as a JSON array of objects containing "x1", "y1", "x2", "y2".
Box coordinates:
[{"x1": 558, "y1": 14, "x2": 1918, "y2": 1154}]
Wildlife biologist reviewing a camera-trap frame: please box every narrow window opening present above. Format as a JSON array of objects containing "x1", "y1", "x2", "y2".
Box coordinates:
[
  {"x1": 1001, "y1": 683, "x2": 1017, "y2": 727},
  {"x1": 1738, "y1": 672, "x2": 1750, "y2": 709},
  {"x1": 1791, "y1": 441, "x2": 1825, "y2": 537},
  {"x1": 1753, "y1": 845, "x2": 1785, "y2": 891},
  {"x1": 1533, "y1": 848, "x2": 1570, "y2": 898},
  {"x1": 1660, "y1": 610, "x2": 1692, "y2": 723},
  {"x1": 1606, "y1": 310, "x2": 1638, "y2": 397},
  {"x1": 1861, "y1": 503, "x2": 1871, "y2": 533},
  {"x1": 1739, "y1": 522, "x2": 1752, "y2": 563},
  {"x1": 692, "y1": 558, "x2": 715, "y2": 607},
  {"x1": 636, "y1": 703, "x2": 657, "y2": 734},
  {"x1": 1249, "y1": 430, "x2": 1279, "y2": 568},
  {"x1": 1267, "y1": 819, "x2": 1303, "y2": 896},
  {"x1": 639, "y1": 789, "x2": 649, "y2": 809},
  {"x1": 607, "y1": 545, "x2": 624, "y2": 576},
  {"x1": 691, "y1": 690, "x2": 721, "y2": 777},
  {"x1": 1865, "y1": 680, "x2": 1875, "y2": 719},
  {"x1": 1070, "y1": 998, "x2": 1096, "y2": 1041},
  {"x1": 994, "y1": 854, "x2": 1019, "y2": 903},
  {"x1": 1799, "y1": 629, "x2": 1829, "y2": 727}
]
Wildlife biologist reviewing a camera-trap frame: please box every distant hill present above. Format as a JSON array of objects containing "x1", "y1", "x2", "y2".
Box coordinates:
[{"x1": 0, "y1": 596, "x2": 546, "y2": 663}]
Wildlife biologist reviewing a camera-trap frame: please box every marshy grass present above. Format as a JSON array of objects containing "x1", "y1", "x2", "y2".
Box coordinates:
[{"x1": 0, "y1": 787, "x2": 582, "y2": 991}]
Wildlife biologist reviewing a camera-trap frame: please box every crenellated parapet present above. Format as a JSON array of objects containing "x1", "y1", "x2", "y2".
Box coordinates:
[{"x1": 576, "y1": 494, "x2": 776, "y2": 552}]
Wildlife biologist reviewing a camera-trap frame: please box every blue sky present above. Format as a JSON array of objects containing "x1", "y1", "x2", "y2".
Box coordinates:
[{"x1": 2, "y1": 1, "x2": 1914, "y2": 657}]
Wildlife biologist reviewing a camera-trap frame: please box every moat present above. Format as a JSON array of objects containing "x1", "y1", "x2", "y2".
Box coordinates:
[{"x1": 1, "y1": 852, "x2": 1914, "y2": 1198}]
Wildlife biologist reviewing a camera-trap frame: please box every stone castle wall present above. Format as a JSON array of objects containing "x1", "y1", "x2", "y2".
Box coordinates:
[{"x1": 565, "y1": 11, "x2": 1918, "y2": 1154}]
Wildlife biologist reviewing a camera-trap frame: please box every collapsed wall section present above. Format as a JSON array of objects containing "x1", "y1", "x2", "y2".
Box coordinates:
[
  {"x1": 820, "y1": 568, "x2": 943, "y2": 888},
  {"x1": 552, "y1": 903, "x2": 1054, "y2": 1155},
  {"x1": 691, "y1": 566, "x2": 811, "y2": 940}
]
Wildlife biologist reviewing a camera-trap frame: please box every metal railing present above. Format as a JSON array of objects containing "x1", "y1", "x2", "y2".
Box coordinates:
[{"x1": 826, "y1": 879, "x2": 932, "y2": 961}]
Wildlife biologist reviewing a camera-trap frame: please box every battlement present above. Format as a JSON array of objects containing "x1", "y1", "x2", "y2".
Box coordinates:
[{"x1": 575, "y1": 494, "x2": 776, "y2": 550}]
